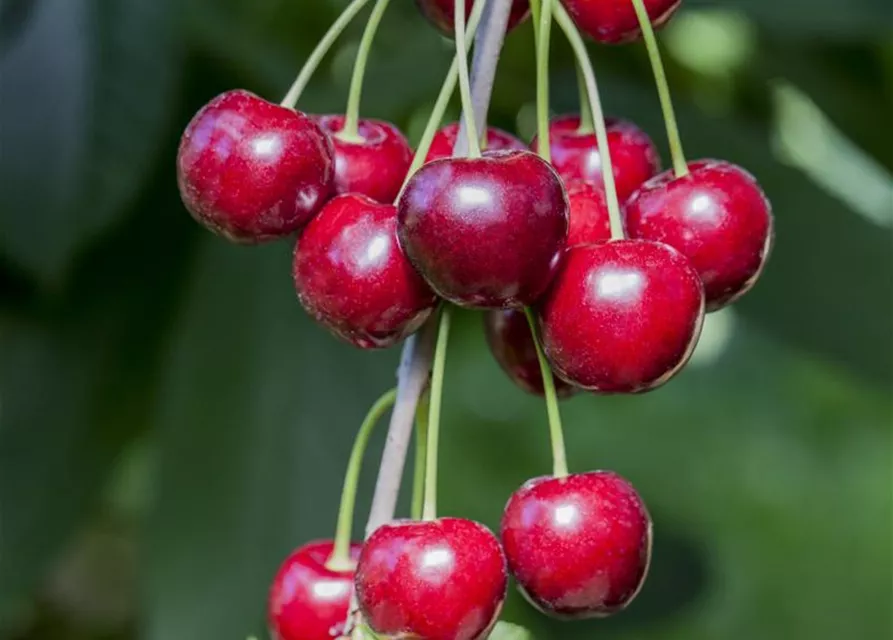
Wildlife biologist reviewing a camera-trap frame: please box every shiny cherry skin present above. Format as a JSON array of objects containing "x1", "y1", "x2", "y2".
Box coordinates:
[
  {"x1": 566, "y1": 180, "x2": 612, "y2": 247},
  {"x1": 268, "y1": 540, "x2": 362, "y2": 640},
  {"x1": 397, "y1": 150, "x2": 569, "y2": 308},
  {"x1": 625, "y1": 160, "x2": 774, "y2": 311},
  {"x1": 293, "y1": 193, "x2": 437, "y2": 348},
  {"x1": 531, "y1": 115, "x2": 660, "y2": 203},
  {"x1": 315, "y1": 115, "x2": 412, "y2": 204},
  {"x1": 562, "y1": 0, "x2": 681, "y2": 44},
  {"x1": 415, "y1": 0, "x2": 530, "y2": 37},
  {"x1": 500, "y1": 471, "x2": 652, "y2": 618},
  {"x1": 425, "y1": 123, "x2": 526, "y2": 163},
  {"x1": 356, "y1": 517, "x2": 508, "y2": 639},
  {"x1": 484, "y1": 309, "x2": 577, "y2": 398},
  {"x1": 177, "y1": 90, "x2": 333, "y2": 242},
  {"x1": 538, "y1": 240, "x2": 704, "y2": 393}
]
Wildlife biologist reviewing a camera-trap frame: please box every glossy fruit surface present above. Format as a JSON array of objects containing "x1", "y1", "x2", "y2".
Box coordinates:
[
  {"x1": 625, "y1": 160, "x2": 773, "y2": 310},
  {"x1": 177, "y1": 90, "x2": 334, "y2": 242},
  {"x1": 398, "y1": 150, "x2": 568, "y2": 308},
  {"x1": 531, "y1": 115, "x2": 660, "y2": 203},
  {"x1": 268, "y1": 540, "x2": 361, "y2": 640},
  {"x1": 425, "y1": 123, "x2": 526, "y2": 163},
  {"x1": 315, "y1": 115, "x2": 413, "y2": 204},
  {"x1": 562, "y1": 0, "x2": 681, "y2": 44},
  {"x1": 500, "y1": 471, "x2": 652, "y2": 618},
  {"x1": 566, "y1": 180, "x2": 612, "y2": 247},
  {"x1": 538, "y1": 239, "x2": 704, "y2": 392},
  {"x1": 416, "y1": 0, "x2": 530, "y2": 37},
  {"x1": 293, "y1": 193, "x2": 436, "y2": 348},
  {"x1": 356, "y1": 517, "x2": 508, "y2": 639}
]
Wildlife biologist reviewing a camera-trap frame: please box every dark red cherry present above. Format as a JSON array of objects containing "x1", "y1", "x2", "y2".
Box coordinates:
[
  {"x1": 531, "y1": 115, "x2": 660, "y2": 203},
  {"x1": 397, "y1": 150, "x2": 569, "y2": 308},
  {"x1": 356, "y1": 518, "x2": 507, "y2": 639},
  {"x1": 425, "y1": 123, "x2": 526, "y2": 163},
  {"x1": 177, "y1": 90, "x2": 334, "y2": 242},
  {"x1": 484, "y1": 309, "x2": 577, "y2": 398},
  {"x1": 268, "y1": 540, "x2": 362, "y2": 640},
  {"x1": 566, "y1": 180, "x2": 612, "y2": 247},
  {"x1": 293, "y1": 193, "x2": 437, "y2": 348},
  {"x1": 625, "y1": 160, "x2": 774, "y2": 311},
  {"x1": 315, "y1": 115, "x2": 413, "y2": 204},
  {"x1": 562, "y1": 0, "x2": 681, "y2": 44},
  {"x1": 538, "y1": 239, "x2": 704, "y2": 392},
  {"x1": 500, "y1": 471, "x2": 652, "y2": 618},
  {"x1": 415, "y1": 0, "x2": 530, "y2": 37}
]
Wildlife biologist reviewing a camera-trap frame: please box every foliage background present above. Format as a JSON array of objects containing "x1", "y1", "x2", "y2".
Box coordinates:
[{"x1": 1, "y1": 0, "x2": 891, "y2": 638}]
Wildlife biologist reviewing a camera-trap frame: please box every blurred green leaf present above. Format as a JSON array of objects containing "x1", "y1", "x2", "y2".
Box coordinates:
[{"x1": 489, "y1": 621, "x2": 535, "y2": 639}]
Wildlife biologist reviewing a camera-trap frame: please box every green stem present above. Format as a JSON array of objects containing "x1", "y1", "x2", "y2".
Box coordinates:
[
  {"x1": 337, "y1": 0, "x2": 392, "y2": 142},
  {"x1": 576, "y1": 62, "x2": 594, "y2": 134},
  {"x1": 629, "y1": 0, "x2": 688, "y2": 177},
  {"x1": 422, "y1": 305, "x2": 452, "y2": 521},
  {"x1": 327, "y1": 387, "x2": 397, "y2": 571},
  {"x1": 533, "y1": 0, "x2": 555, "y2": 161},
  {"x1": 411, "y1": 392, "x2": 430, "y2": 521},
  {"x1": 454, "y1": 0, "x2": 481, "y2": 157},
  {"x1": 280, "y1": 0, "x2": 372, "y2": 109},
  {"x1": 524, "y1": 308, "x2": 569, "y2": 478},
  {"x1": 555, "y1": 4, "x2": 624, "y2": 239}
]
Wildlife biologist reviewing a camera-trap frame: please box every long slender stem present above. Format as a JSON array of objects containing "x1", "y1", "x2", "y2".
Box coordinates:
[
  {"x1": 327, "y1": 388, "x2": 397, "y2": 571},
  {"x1": 281, "y1": 0, "x2": 372, "y2": 109},
  {"x1": 630, "y1": 0, "x2": 688, "y2": 177},
  {"x1": 533, "y1": 0, "x2": 555, "y2": 161},
  {"x1": 454, "y1": 0, "x2": 481, "y2": 157},
  {"x1": 411, "y1": 391, "x2": 430, "y2": 521},
  {"x1": 555, "y1": 4, "x2": 624, "y2": 239},
  {"x1": 422, "y1": 306, "x2": 452, "y2": 521},
  {"x1": 576, "y1": 62, "x2": 595, "y2": 134}
]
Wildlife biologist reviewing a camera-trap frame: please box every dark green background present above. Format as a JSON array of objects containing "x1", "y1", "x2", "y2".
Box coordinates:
[{"x1": 1, "y1": 0, "x2": 891, "y2": 638}]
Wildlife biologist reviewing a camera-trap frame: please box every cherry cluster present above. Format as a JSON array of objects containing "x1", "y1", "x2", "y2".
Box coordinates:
[{"x1": 176, "y1": 0, "x2": 773, "y2": 638}]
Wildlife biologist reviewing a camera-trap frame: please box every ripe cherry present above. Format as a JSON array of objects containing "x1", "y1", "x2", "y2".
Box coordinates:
[
  {"x1": 538, "y1": 240, "x2": 704, "y2": 393},
  {"x1": 500, "y1": 471, "x2": 652, "y2": 618},
  {"x1": 315, "y1": 115, "x2": 413, "y2": 204},
  {"x1": 415, "y1": 0, "x2": 530, "y2": 37},
  {"x1": 293, "y1": 193, "x2": 437, "y2": 348},
  {"x1": 565, "y1": 180, "x2": 612, "y2": 247},
  {"x1": 625, "y1": 160, "x2": 774, "y2": 311},
  {"x1": 425, "y1": 123, "x2": 526, "y2": 163},
  {"x1": 531, "y1": 115, "x2": 660, "y2": 203},
  {"x1": 177, "y1": 90, "x2": 334, "y2": 242},
  {"x1": 562, "y1": 0, "x2": 681, "y2": 44},
  {"x1": 397, "y1": 150, "x2": 569, "y2": 308},
  {"x1": 268, "y1": 540, "x2": 361, "y2": 640},
  {"x1": 355, "y1": 517, "x2": 507, "y2": 639}
]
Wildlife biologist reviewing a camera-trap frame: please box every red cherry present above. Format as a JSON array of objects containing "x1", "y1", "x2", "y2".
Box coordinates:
[
  {"x1": 415, "y1": 0, "x2": 530, "y2": 37},
  {"x1": 425, "y1": 123, "x2": 526, "y2": 163},
  {"x1": 566, "y1": 180, "x2": 612, "y2": 247},
  {"x1": 397, "y1": 150, "x2": 569, "y2": 308},
  {"x1": 538, "y1": 239, "x2": 704, "y2": 392},
  {"x1": 500, "y1": 471, "x2": 652, "y2": 618},
  {"x1": 177, "y1": 90, "x2": 334, "y2": 242},
  {"x1": 625, "y1": 160, "x2": 774, "y2": 311},
  {"x1": 293, "y1": 193, "x2": 437, "y2": 348},
  {"x1": 315, "y1": 115, "x2": 413, "y2": 204},
  {"x1": 268, "y1": 540, "x2": 361, "y2": 640},
  {"x1": 484, "y1": 309, "x2": 577, "y2": 398},
  {"x1": 355, "y1": 517, "x2": 507, "y2": 639},
  {"x1": 531, "y1": 115, "x2": 660, "y2": 203},
  {"x1": 561, "y1": 0, "x2": 681, "y2": 44}
]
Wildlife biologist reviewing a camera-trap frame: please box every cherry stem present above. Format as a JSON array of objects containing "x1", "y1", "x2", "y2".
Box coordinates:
[
  {"x1": 524, "y1": 308, "x2": 569, "y2": 478},
  {"x1": 629, "y1": 0, "x2": 688, "y2": 177},
  {"x1": 454, "y1": 0, "x2": 481, "y2": 158},
  {"x1": 280, "y1": 0, "x2": 372, "y2": 109},
  {"x1": 411, "y1": 391, "x2": 430, "y2": 521},
  {"x1": 338, "y1": 0, "x2": 392, "y2": 142},
  {"x1": 576, "y1": 63, "x2": 595, "y2": 134},
  {"x1": 327, "y1": 387, "x2": 397, "y2": 571},
  {"x1": 530, "y1": 0, "x2": 555, "y2": 161},
  {"x1": 422, "y1": 305, "x2": 452, "y2": 521},
  {"x1": 555, "y1": 4, "x2": 624, "y2": 240}
]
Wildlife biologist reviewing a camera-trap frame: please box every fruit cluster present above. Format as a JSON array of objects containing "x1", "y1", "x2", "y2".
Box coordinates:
[{"x1": 176, "y1": 0, "x2": 773, "y2": 638}]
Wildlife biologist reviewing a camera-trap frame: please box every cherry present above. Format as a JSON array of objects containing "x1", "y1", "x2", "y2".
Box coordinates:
[
  {"x1": 355, "y1": 517, "x2": 507, "y2": 639},
  {"x1": 177, "y1": 90, "x2": 334, "y2": 242},
  {"x1": 538, "y1": 239, "x2": 704, "y2": 393},
  {"x1": 315, "y1": 115, "x2": 413, "y2": 204},
  {"x1": 565, "y1": 180, "x2": 612, "y2": 247},
  {"x1": 415, "y1": 0, "x2": 530, "y2": 37},
  {"x1": 531, "y1": 115, "x2": 660, "y2": 203},
  {"x1": 561, "y1": 0, "x2": 681, "y2": 44},
  {"x1": 293, "y1": 193, "x2": 437, "y2": 348},
  {"x1": 425, "y1": 123, "x2": 526, "y2": 163},
  {"x1": 268, "y1": 540, "x2": 362, "y2": 640},
  {"x1": 484, "y1": 309, "x2": 577, "y2": 398},
  {"x1": 625, "y1": 160, "x2": 774, "y2": 311},
  {"x1": 397, "y1": 150, "x2": 569, "y2": 308},
  {"x1": 500, "y1": 471, "x2": 652, "y2": 618}
]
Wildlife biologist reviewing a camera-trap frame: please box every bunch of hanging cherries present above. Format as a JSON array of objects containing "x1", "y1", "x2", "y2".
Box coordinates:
[{"x1": 177, "y1": 0, "x2": 773, "y2": 638}]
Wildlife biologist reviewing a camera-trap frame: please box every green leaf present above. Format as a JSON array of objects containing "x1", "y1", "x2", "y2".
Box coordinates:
[{"x1": 489, "y1": 621, "x2": 535, "y2": 640}]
